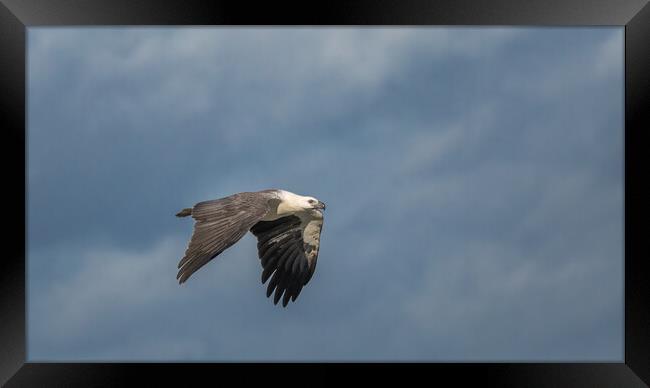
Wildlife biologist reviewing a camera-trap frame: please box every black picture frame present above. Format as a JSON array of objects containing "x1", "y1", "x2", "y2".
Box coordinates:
[{"x1": 1, "y1": 1, "x2": 648, "y2": 386}]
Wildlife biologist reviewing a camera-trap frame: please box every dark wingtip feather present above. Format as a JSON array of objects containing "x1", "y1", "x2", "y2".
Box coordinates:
[
  {"x1": 291, "y1": 284, "x2": 303, "y2": 302},
  {"x1": 282, "y1": 291, "x2": 291, "y2": 307},
  {"x1": 267, "y1": 270, "x2": 281, "y2": 297},
  {"x1": 177, "y1": 266, "x2": 195, "y2": 284},
  {"x1": 273, "y1": 289, "x2": 284, "y2": 305},
  {"x1": 261, "y1": 267, "x2": 274, "y2": 284},
  {"x1": 176, "y1": 208, "x2": 193, "y2": 217}
]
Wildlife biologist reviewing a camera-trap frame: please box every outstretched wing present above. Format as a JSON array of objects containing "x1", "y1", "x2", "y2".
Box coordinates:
[
  {"x1": 177, "y1": 192, "x2": 270, "y2": 283},
  {"x1": 250, "y1": 212, "x2": 323, "y2": 307}
]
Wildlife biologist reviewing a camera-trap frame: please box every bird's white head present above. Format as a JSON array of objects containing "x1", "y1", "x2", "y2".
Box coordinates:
[{"x1": 277, "y1": 190, "x2": 326, "y2": 213}]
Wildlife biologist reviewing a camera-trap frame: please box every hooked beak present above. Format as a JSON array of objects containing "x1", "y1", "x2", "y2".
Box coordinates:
[{"x1": 315, "y1": 201, "x2": 326, "y2": 210}]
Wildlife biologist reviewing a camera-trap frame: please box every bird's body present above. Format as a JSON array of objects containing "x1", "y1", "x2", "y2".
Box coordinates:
[{"x1": 176, "y1": 189, "x2": 326, "y2": 307}]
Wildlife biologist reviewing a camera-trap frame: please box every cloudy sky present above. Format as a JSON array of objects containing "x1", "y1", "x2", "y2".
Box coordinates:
[{"x1": 27, "y1": 27, "x2": 623, "y2": 361}]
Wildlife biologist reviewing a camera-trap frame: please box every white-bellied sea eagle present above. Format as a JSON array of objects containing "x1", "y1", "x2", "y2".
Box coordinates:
[{"x1": 176, "y1": 189, "x2": 325, "y2": 307}]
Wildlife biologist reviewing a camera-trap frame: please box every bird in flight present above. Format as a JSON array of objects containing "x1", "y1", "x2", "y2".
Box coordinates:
[{"x1": 176, "y1": 189, "x2": 326, "y2": 307}]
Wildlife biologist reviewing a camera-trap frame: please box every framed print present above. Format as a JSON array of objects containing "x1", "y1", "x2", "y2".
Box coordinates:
[{"x1": 1, "y1": 0, "x2": 648, "y2": 386}]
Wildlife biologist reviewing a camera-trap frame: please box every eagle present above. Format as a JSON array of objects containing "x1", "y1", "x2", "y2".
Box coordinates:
[{"x1": 175, "y1": 189, "x2": 326, "y2": 307}]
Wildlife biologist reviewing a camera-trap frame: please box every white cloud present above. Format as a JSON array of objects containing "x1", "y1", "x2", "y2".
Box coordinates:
[
  {"x1": 402, "y1": 237, "x2": 622, "y2": 360},
  {"x1": 593, "y1": 29, "x2": 624, "y2": 78},
  {"x1": 502, "y1": 28, "x2": 623, "y2": 98},
  {"x1": 398, "y1": 101, "x2": 498, "y2": 175},
  {"x1": 31, "y1": 237, "x2": 184, "y2": 338},
  {"x1": 29, "y1": 28, "x2": 522, "y2": 137}
]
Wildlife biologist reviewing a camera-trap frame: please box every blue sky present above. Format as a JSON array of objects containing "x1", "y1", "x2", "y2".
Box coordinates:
[{"x1": 27, "y1": 27, "x2": 624, "y2": 361}]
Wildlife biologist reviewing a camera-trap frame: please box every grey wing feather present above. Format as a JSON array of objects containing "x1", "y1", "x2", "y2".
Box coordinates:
[
  {"x1": 177, "y1": 192, "x2": 270, "y2": 284},
  {"x1": 250, "y1": 214, "x2": 323, "y2": 307}
]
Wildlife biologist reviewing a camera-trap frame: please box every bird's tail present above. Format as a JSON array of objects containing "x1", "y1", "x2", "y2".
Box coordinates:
[{"x1": 176, "y1": 207, "x2": 193, "y2": 217}]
